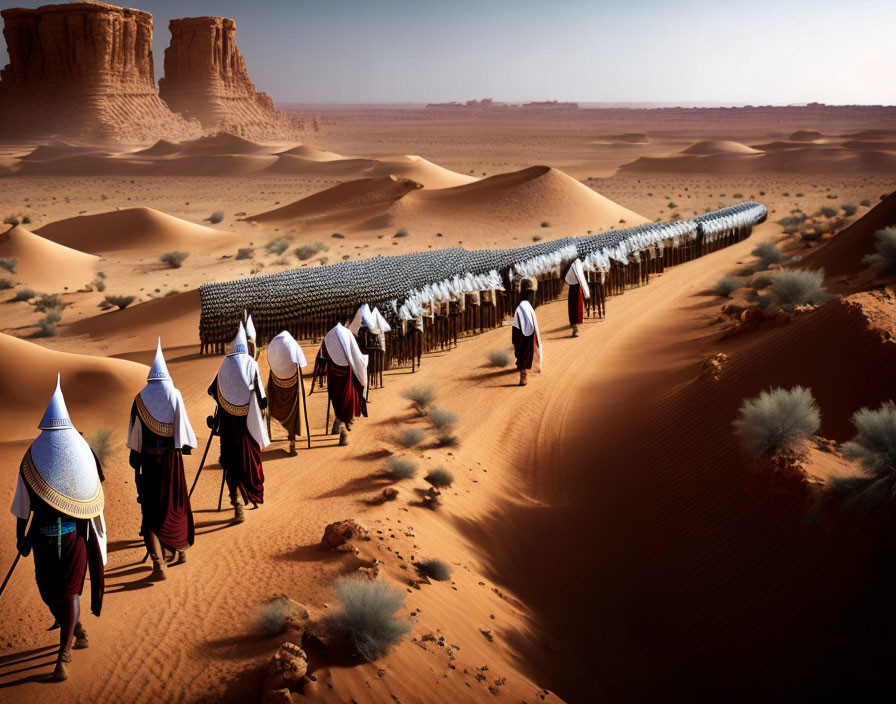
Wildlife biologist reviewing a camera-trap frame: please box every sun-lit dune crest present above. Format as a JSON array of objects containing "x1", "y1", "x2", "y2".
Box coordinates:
[
  {"x1": 275, "y1": 144, "x2": 344, "y2": 161},
  {"x1": 131, "y1": 139, "x2": 183, "y2": 157},
  {"x1": 63, "y1": 289, "x2": 201, "y2": 353},
  {"x1": 35, "y1": 207, "x2": 225, "y2": 254},
  {"x1": 176, "y1": 132, "x2": 274, "y2": 155},
  {"x1": 19, "y1": 143, "x2": 107, "y2": 162},
  {"x1": 0, "y1": 333, "x2": 147, "y2": 441},
  {"x1": 0, "y1": 225, "x2": 99, "y2": 291},
  {"x1": 681, "y1": 140, "x2": 764, "y2": 156}
]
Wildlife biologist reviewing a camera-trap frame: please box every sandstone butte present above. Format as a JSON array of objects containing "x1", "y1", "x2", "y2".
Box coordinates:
[
  {"x1": 159, "y1": 16, "x2": 283, "y2": 135},
  {"x1": 0, "y1": 1, "x2": 198, "y2": 143}
]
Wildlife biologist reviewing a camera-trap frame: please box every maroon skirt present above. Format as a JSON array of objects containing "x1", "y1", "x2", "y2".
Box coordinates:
[
  {"x1": 568, "y1": 283, "x2": 584, "y2": 325},
  {"x1": 327, "y1": 361, "x2": 366, "y2": 424},
  {"x1": 218, "y1": 410, "x2": 264, "y2": 506},
  {"x1": 268, "y1": 372, "x2": 301, "y2": 440},
  {"x1": 33, "y1": 529, "x2": 87, "y2": 605},
  {"x1": 140, "y1": 450, "x2": 195, "y2": 552},
  {"x1": 513, "y1": 326, "x2": 536, "y2": 371}
]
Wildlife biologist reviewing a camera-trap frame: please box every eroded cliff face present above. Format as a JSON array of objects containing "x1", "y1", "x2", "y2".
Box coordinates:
[
  {"x1": 0, "y1": 2, "x2": 197, "y2": 143},
  {"x1": 158, "y1": 16, "x2": 280, "y2": 135}
]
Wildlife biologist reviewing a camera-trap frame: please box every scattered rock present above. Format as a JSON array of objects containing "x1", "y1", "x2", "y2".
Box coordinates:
[
  {"x1": 382, "y1": 487, "x2": 399, "y2": 501},
  {"x1": 261, "y1": 642, "x2": 308, "y2": 703},
  {"x1": 422, "y1": 486, "x2": 443, "y2": 509},
  {"x1": 259, "y1": 595, "x2": 310, "y2": 636},
  {"x1": 321, "y1": 519, "x2": 370, "y2": 552}
]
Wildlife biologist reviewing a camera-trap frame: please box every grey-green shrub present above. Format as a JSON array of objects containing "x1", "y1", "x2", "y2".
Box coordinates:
[
  {"x1": 765, "y1": 269, "x2": 833, "y2": 310},
  {"x1": 752, "y1": 242, "x2": 784, "y2": 269},
  {"x1": 424, "y1": 468, "x2": 454, "y2": 488},
  {"x1": 0, "y1": 277, "x2": 12, "y2": 290},
  {"x1": 105, "y1": 294, "x2": 136, "y2": 310},
  {"x1": 34, "y1": 311, "x2": 61, "y2": 337},
  {"x1": 401, "y1": 385, "x2": 434, "y2": 414},
  {"x1": 733, "y1": 386, "x2": 820, "y2": 457},
  {"x1": 207, "y1": 211, "x2": 225, "y2": 224},
  {"x1": 385, "y1": 456, "x2": 418, "y2": 480},
  {"x1": 428, "y1": 407, "x2": 457, "y2": 431},
  {"x1": 323, "y1": 577, "x2": 410, "y2": 661},
  {"x1": 235, "y1": 247, "x2": 254, "y2": 260},
  {"x1": 486, "y1": 348, "x2": 513, "y2": 367},
  {"x1": 715, "y1": 275, "x2": 744, "y2": 298},
  {"x1": 831, "y1": 401, "x2": 896, "y2": 510},
  {"x1": 88, "y1": 427, "x2": 115, "y2": 464},
  {"x1": 32, "y1": 293, "x2": 64, "y2": 313},
  {"x1": 294, "y1": 242, "x2": 327, "y2": 260},
  {"x1": 397, "y1": 428, "x2": 424, "y2": 449},
  {"x1": 12, "y1": 287, "x2": 36, "y2": 302},
  {"x1": 160, "y1": 250, "x2": 189, "y2": 268},
  {"x1": 862, "y1": 227, "x2": 896, "y2": 273},
  {"x1": 265, "y1": 237, "x2": 292, "y2": 255},
  {"x1": 0, "y1": 257, "x2": 17, "y2": 273},
  {"x1": 415, "y1": 558, "x2": 453, "y2": 582}
]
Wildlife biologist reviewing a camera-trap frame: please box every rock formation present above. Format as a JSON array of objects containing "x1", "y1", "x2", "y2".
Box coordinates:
[
  {"x1": 159, "y1": 16, "x2": 285, "y2": 136},
  {"x1": 0, "y1": 2, "x2": 197, "y2": 143}
]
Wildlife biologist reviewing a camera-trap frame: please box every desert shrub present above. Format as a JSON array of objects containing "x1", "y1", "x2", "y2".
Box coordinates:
[
  {"x1": 331, "y1": 232, "x2": 345, "y2": 239},
  {"x1": 830, "y1": 401, "x2": 896, "y2": 510},
  {"x1": 265, "y1": 237, "x2": 292, "y2": 255},
  {"x1": 2, "y1": 216, "x2": 19, "y2": 227},
  {"x1": 160, "y1": 250, "x2": 189, "y2": 268},
  {"x1": 318, "y1": 256, "x2": 329, "y2": 266},
  {"x1": 393, "y1": 228, "x2": 409, "y2": 238},
  {"x1": 165, "y1": 290, "x2": 180, "y2": 296},
  {"x1": 751, "y1": 273, "x2": 774, "y2": 290},
  {"x1": 667, "y1": 202, "x2": 677, "y2": 209},
  {"x1": 0, "y1": 278, "x2": 12, "y2": 290},
  {"x1": 841, "y1": 203, "x2": 857, "y2": 216},
  {"x1": 206, "y1": 211, "x2": 225, "y2": 224},
  {"x1": 732, "y1": 193, "x2": 744, "y2": 199},
  {"x1": 256, "y1": 597, "x2": 292, "y2": 635},
  {"x1": 765, "y1": 269, "x2": 833, "y2": 310},
  {"x1": 733, "y1": 386, "x2": 820, "y2": 457},
  {"x1": 401, "y1": 385, "x2": 434, "y2": 414},
  {"x1": 715, "y1": 275, "x2": 744, "y2": 298},
  {"x1": 862, "y1": 227, "x2": 896, "y2": 273},
  {"x1": 32, "y1": 293, "x2": 64, "y2": 313},
  {"x1": 428, "y1": 407, "x2": 457, "y2": 431},
  {"x1": 540, "y1": 221, "x2": 549, "y2": 228},
  {"x1": 424, "y1": 468, "x2": 454, "y2": 488},
  {"x1": 0, "y1": 257, "x2": 17, "y2": 273},
  {"x1": 751, "y1": 242, "x2": 784, "y2": 269},
  {"x1": 21, "y1": 216, "x2": 30, "y2": 224},
  {"x1": 777, "y1": 214, "x2": 805, "y2": 235},
  {"x1": 91, "y1": 275, "x2": 107, "y2": 292},
  {"x1": 532, "y1": 235, "x2": 543, "y2": 242},
  {"x1": 235, "y1": 247, "x2": 254, "y2": 260},
  {"x1": 105, "y1": 294, "x2": 136, "y2": 310},
  {"x1": 12, "y1": 287, "x2": 36, "y2": 302},
  {"x1": 486, "y1": 348, "x2": 513, "y2": 368},
  {"x1": 323, "y1": 577, "x2": 410, "y2": 661},
  {"x1": 293, "y1": 241, "x2": 327, "y2": 260},
  {"x1": 385, "y1": 456, "x2": 418, "y2": 480},
  {"x1": 819, "y1": 206, "x2": 838, "y2": 218},
  {"x1": 34, "y1": 311, "x2": 61, "y2": 337},
  {"x1": 415, "y1": 558, "x2": 453, "y2": 582},
  {"x1": 397, "y1": 428, "x2": 424, "y2": 449},
  {"x1": 860, "y1": 199, "x2": 871, "y2": 207},
  {"x1": 87, "y1": 427, "x2": 115, "y2": 464}
]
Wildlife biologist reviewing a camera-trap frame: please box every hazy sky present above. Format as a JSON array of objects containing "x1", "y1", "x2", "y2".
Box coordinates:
[{"x1": 2, "y1": 0, "x2": 894, "y2": 104}]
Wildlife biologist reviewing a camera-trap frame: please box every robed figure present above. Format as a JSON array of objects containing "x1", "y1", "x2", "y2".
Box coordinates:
[
  {"x1": 10, "y1": 376, "x2": 107, "y2": 682},
  {"x1": 127, "y1": 339, "x2": 198, "y2": 580},
  {"x1": 512, "y1": 293, "x2": 543, "y2": 387},
  {"x1": 207, "y1": 322, "x2": 270, "y2": 522},
  {"x1": 245, "y1": 312, "x2": 258, "y2": 359},
  {"x1": 564, "y1": 258, "x2": 591, "y2": 337},
  {"x1": 266, "y1": 331, "x2": 308, "y2": 455},
  {"x1": 321, "y1": 323, "x2": 368, "y2": 443}
]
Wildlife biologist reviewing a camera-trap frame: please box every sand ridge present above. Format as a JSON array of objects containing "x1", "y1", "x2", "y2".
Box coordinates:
[{"x1": 0, "y1": 225, "x2": 99, "y2": 291}]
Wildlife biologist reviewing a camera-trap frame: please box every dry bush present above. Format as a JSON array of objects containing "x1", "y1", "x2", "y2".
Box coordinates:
[
  {"x1": 397, "y1": 428, "x2": 424, "y2": 449},
  {"x1": 323, "y1": 577, "x2": 410, "y2": 661},
  {"x1": 0, "y1": 278, "x2": 13, "y2": 290},
  {"x1": 34, "y1": 311, "x2": 61, "y2": 337},
  {"x1": 831, "y1": 401, "x2": 896, "y2": 511},
  {"x1": 105, "y1": 294, "x2": 136, "y2": 310},
  {"x1": 733, "y1": 386, "x2": 820, "y2": 457},
  {"x1": 0, "y1": 257, "x2": 17, "y2": 273},
  {"x1": 206, "y1": 211, "x2": 225, "y2": 224},
  {"x1": 160, "y1": 250, "x2": 189, "y2": 269},
  {"x1": 764, "y1": 269, "x2": 833, "y2": 311},
  {"x1": 235, "y1": 247, "x2": 255, "y2": 260},
  {"x1": 486, "y1": 348, "x2": 513, "y2": 368},
  {"x1": 88, "y1": 427, "x2": 115, "y2": 464},
  {"x1": 862, "y1": 227, "x2": 896, "y2": 274},
  {"x1": 424, "y1": 468, "x2": 454, "y2": 488},
  {"x1": 393, "y1": 228, "x2": 409, "y2": 238},
  {"x1": 294, "y1": 242, "x2": 327, "y2": 260},
  {"x1": 265, "y1": 236, "x2": 292, "y2": 255},
  {"x1": 427, "y1": 407, "x2": 457, "y2": 431},
  {"x1": 415, "y1": 558, "x2": 453, "y2": 582},
  {"x1": 715, "y1": 275, "x2": 744, "y2": 298},
  {"x1": 385, "y1": 456, "x2": 418, "y2": 480},
  {"x1": 32, "y1": 293, "x2": 64, "y2": 313},
  {"x1": 12, "y1": 287, "x2": 36, "y2": 302},
  {"x1": 401, "y1": 385, "x2": 434, "y2": 414},
  {"x1": 751, "y1": 242, "x2": 784, "y2": 269}
]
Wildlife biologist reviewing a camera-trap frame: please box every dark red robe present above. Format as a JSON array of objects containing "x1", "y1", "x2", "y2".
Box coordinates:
[
  {"x1": 512, "y1": 326, "x2": 536, "y2": 371},
  {"x1": 128, "y1": 403, "x2": 195, "y2": 553},
  {"x1": 208, "y1": 379, "x2": 265, "y2": 506},
  {"x1": 327, "y1": 361, "x2": 367, "y2": 424},
  {"x1": 267, "y1": 371, "x2": 301, "y2": 441},
  {"x1": 568, "y1": 283, "x2": 584, "y2": 325}
]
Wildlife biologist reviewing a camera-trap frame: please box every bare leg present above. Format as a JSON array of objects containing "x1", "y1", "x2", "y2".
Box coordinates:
[
  {"x1": 147, "y1": 531, "x2": 167, "y2": 581},
  {"x1": 51, "y1": 596, "x2": 79, "y2": 681}
]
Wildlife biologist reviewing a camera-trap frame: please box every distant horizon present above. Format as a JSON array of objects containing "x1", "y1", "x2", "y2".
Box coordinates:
[{"x1": 1, "y1": 0, "x2": 894, "y2": 105}]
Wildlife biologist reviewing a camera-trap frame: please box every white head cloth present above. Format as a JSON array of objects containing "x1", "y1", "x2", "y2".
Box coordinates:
[
  {"x1": 324, "y1": 323, "x2": 369, "y2": 396},
  {"x1": 512, "y1": 300, "x2": 543, "y2": 370},
  {"x1": 128, "y1": 338, "x2": 198, "y2": 452},
  {"x1": 245, "y1": 313, "x2": 257, "y2": 342},
  {"x1": 348, "y1": 304, "x2": 377, "y2": 335},
  {"x1": 216, "y1": 324, "x2": 270, "y2": 449},
  {"x1": 564, "y1": 259, "x2": 591, "y2": 298},
  {"x1": 267, "y1": 331, "x2": 308, "y2": 380}
]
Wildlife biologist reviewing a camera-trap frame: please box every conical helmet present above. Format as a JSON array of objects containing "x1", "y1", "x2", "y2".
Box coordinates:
[
  {"x1": 229, "y1": 321, "x2": 248, "y2": 356},
  {"x1": 147, "y1": 336, "x2": 171, "y2": 381},
  {"x1": 138, "y1": 338, "x2": 177, "y2": 432},
  {"x1": 22, "y1": 376, "x2": 104, "y2": 519},
  {"x1": 245, "y1": 313, "x2": 257, "y2": 342}
]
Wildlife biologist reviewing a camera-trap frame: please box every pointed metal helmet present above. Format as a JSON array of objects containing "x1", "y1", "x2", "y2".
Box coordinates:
[
  {"x1": 245, "y1": 312, "x2": 257, "y2": 341},
  {"x1": 147, "y1": 337, "x2": 172, "y2": 381},
  {"x1": 23, "y1": 375, "x2": 104, "y2": 519},
  {"x1": 228, "y1": 321, "x2": 248, "y2": 356}
]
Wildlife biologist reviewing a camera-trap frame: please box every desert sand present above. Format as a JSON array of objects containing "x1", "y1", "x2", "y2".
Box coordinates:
[{"x1": 0, "y1": 102, "x2": 895, "y2": 704}]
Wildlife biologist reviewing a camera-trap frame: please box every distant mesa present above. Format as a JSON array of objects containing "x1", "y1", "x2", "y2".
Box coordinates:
[
  {"x1": 0, "y1": 2, "x2": 197, "y2": 143},
  {"x1": 159, "y1": 16, "x2": 288, "y2": 137}
]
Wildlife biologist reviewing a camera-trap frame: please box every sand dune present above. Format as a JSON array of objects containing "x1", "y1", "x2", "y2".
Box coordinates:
[
  {"x1": 275, "y1": 144, "x2": 344, "y2": 160},
  {"x1": 682, "y1": 140, "x2": 764, "y2": 155},
  {"x1": 63, "y1": 289, "x2": 201, "y2": 352},
  {"x1": 18, "y1": 143, "x2": 106, "y2": 161},
  {"x1": 177, "y1": 133, "x2": 275, "y2": 155},
  {"x1": 802, "y1": 190, "x2": 896, "y2": 286},
  {"x1": 0, "y1": 333, "x2": 146, "y2": 440},
  {"x1": 35, "y1": 207, "x2": 226, "y2": 253},
  {"x1": 789, "y1": 130, "x2": 824, "y2": 142},
  {"x1": 250, "y1": 165, "x2": 647, "y2": 236},
  {"x1": 0, "y1": 225, "x2": 99, "y2": 290},
  {"x1": 131, "y1": 139, "x2": 183, "y2": 157}
]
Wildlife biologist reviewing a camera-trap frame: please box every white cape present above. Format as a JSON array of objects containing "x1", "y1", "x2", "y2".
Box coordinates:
[
  {"x1": 267, "y1": 331, "x2": 308, "y2": 380},
  {"x1": 512, "y1": 300, "x2": 543, "y2": 370},
  {"x1": 324, "y1": 323, "x2": 369, "y2": 396},
  {"x1": 215, "y1": 354, "x2": 270, "y2": 449},
  {"x1": 564, "y1": 258, "x2": 591, "y2": 299},
  {"x1": 128, "y1": 383, "x2": 198, "y2": 452}
]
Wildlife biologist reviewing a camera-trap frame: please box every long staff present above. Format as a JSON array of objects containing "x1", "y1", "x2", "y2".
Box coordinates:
[
  {"x1": 0, "y1": 512, "x2": 33, "y2": 600},
  {"x1": 189, "y1": 407, "x2": 219, "y2": 499},
  {"x1": 298, "y1": 364, "x2": 312, "y2": 449}
]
